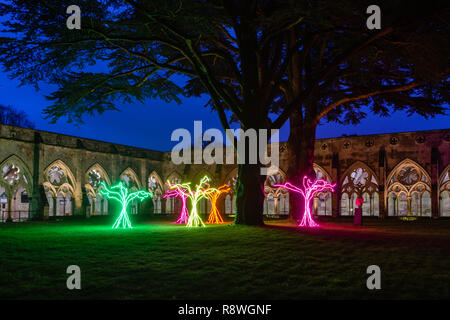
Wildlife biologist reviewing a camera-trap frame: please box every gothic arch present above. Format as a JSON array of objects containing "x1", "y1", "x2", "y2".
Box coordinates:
[
  {"x1": 223, "y1": 168, "x2": 238, "y2": 216},
  {"x1": 165, "y1": 171, "x2": 182, "y2": 187},
  {"x1": 340, "y1": 161, "x2": 380, "y2": 216},
  {"x1": 148, "y1": 171, "x2": 164, "y2": 214},
  {"x1": 148, "y1": 171, "x2": 164, "y2": 191},
  {"x1": 313, "y1": 163, "x2": 332, "y2": 182},
  {"x1": 193, "y1": 170, "x2": 215, "y2": 186},
  {"x1": 0, "y1": 154, "x2": 33, "y2": 195},
  {"x1": 341, "y1": 161, "x2": 379, "y2": 187},
  {"x1": 313, "y1": 164, "x2": 333, "y2": 216},
  {"x1": 264, "y1": 167, "x2": 288, "y2": 216},
  {"x1": 85, "y1": 163, "x2": 111, "y2": 187},
  {"x1": 44, "y1": 160, "x2": 77, "y2": 190},
  {"x1": 386, "y1": 159, "x2": 432, "y2": 217},
  {"x1": 0, "y1": 155, "x2": 33, "y2": 221},
  {"x1": 386, "y1": 158, "x2": 431, "y2": 189},
  {"x1": 223, "y1": 167, "x2": 238, "y2": 187},
  {"x1": 439, "y1": 164, "x2": 450, "y2": 217},
  {"x1": 120, "y1": 167, "x2": 141, "y2": 189},
  {"x1": 85, "y1": 163, "x2": 111, "y2": 216}
]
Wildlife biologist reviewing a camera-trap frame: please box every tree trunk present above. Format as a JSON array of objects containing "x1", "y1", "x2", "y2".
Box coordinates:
[
  {"x1": 287, "y1": 111, "x2": 317, "y2": 221},
  {"x1": 234, "y1": 162, "x2": 265, "y2": 225}
]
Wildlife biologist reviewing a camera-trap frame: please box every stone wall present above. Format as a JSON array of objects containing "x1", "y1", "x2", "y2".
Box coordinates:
[{"x1": 0, "y1": 123, "x2": 449, "y2": 220}]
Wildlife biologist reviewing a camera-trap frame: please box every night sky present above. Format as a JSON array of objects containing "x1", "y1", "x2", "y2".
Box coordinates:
[{"x1": 1, "y1": 70, "x2": 449, "y2": 151}]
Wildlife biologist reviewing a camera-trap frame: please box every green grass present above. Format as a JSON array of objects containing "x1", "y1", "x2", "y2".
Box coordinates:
[{"x1": 1, "y1": 216, "x2": 450, "y2": 299}]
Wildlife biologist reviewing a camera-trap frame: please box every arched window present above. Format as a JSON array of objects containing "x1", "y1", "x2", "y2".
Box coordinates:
[
  {"x1": 340, "y1": 162, "x2": 379, "y2": 216},
  {"x1": 387, "y1": 159, "x2": 432, "y2": 217},
  {"x1": 0, "y1": 155, "x2": 32, "y2": 221},
  {"x1": 439, "y1": 166, "x2": 450, "y2": 217},
  {"x1": 224, "y1": 169, "x2": 238, "y2": 216},
  {"x1": 314, "y1": 164, "x2": 333, "y2": 216},
  {"x1": 148, "y1": 172, "x2": 164, "y2": 214},
  {"x1": 85, "y1": 164, "x2": 111, "y2": 216},
  {"x1": 44, "y1": 160, "x2": 76, "y2": 217},
  {"x1": 264, "y1": 169, "x2": 288, "y2": 216}
]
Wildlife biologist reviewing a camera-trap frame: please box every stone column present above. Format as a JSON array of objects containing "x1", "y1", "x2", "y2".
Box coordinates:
[
  {"x1": 378, "y1": 147, "x2": 386, "y2": 218},
  {"x1": 431, "y1": 147, "x2": 439, "y2": 218},
  {"x1": 331, "y1": 152, "x2": 340, "y2": 218},
  {"x1": 31, "y1": 132, "x2": 43, "y2": 220}
]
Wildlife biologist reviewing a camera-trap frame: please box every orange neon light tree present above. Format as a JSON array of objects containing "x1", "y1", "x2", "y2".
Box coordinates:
[{"x1": 202, "y1": 183, "x2": 231, "y2": 224}]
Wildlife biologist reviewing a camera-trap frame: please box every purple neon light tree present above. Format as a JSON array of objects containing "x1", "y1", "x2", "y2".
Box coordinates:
[
  {"x1": 275, "y1": 177, "x2": 335, "y2": 227},
  {"x1": 164, "y1": 182, "x2": 190, "y2": 224}
]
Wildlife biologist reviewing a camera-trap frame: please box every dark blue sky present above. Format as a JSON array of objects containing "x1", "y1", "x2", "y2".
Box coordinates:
[{"x1": 0, "y1": 71, "x2": 449, "y2": 151}]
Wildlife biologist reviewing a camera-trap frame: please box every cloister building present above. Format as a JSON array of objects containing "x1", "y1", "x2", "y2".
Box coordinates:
[{"x1": 0, "y1": 123, "x2": 449, "y2": 221}]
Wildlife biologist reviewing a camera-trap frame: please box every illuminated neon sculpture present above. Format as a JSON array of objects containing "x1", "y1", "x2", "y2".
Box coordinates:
[
  {"x1": 275, "y1": 177, "x2": 335, "y2": 227},
  {"x1": 100, "y1": 182, "x2": 152, "y2": 229},
  {"x1": 203, "y1": 183, "x2": 231, "y2": 224},
  {"x1": 164, "y1": 176, "x2": 212, "y2": 227},
  {"x1": 163, "y1": 182, "x2": 189, "y2": 224}
]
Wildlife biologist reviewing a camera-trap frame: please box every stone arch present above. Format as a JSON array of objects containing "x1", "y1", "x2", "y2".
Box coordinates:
[
  {"x1": 119, "y1": 167, "x2": 142, "y2": 215},
  {"x1": 439, "y1": 164, "x2": 450, "y2": 217},
  {"x1": 386, "y1": 159, "x2": 432, "y2": 217},
  {"x1": 44, "y1": 160, "x2": 77, "y2": 217},
  {"x1": 85, "y1": 163, "x2": 111, "y2": 217},
  {"x1": 0, "y1": 154, "x2": 33, "y2": 196},
  {"x1": 165, "y1": 171, "x2": 182, "y2": 185},
  {"x1": 86, "y1": 163, "x2": 111, "y2": 187},
  {"x1": 313, "y1": 163, "x2": 333, "y2": 216},
  {"x1": 223, "y1": 168, "x2": 238, "y2": 216},
  {"x1": 313, "y1": 163, "x2": 332, "y2": 183},
  {"x1": 223, "y1": 167, "x2": 238, "y2": 187},
  {"x1": 44, "y1": 160, "x2": 77, "y2": 190},
  {"x1": 164, "y1": 171, "x2": 183, "y2": 214},
  {"x1": 340, "y1": 161, "x2": 379, "y2": 216},
  {"x1": 264, "y1": 167, "x2": 288, "y2": 216},
  {"x1": 148, "y1": 171, "x2": 164, "y2": 214},
  {"x1": 120, "y1": 167, "x2": 141, "y2": 189},
  {"x1": 193, "y1": 170, "x2": 215, "y2": 186},
  {"x1": 387, "y1": 158, "x2": 431, "y2": 189},
  {"x1": 0, "y1": 155, "x2": 33, "y2": 221}
]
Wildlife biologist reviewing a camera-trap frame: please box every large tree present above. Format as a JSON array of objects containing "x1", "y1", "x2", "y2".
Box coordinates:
[
  {"x1": 0, "y1": 0, "x2": 302, "y2": 225},
  {"x1": 271, "y1": 0, "x2": 449, "y2": 218},
  {"x1": 0, "y1": 1, "x2": 448, "y2": 224}
]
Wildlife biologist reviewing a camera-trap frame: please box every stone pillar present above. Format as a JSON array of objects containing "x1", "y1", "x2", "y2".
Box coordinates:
[
  {"x1": 31, "y1": 132, "x2": 43, "y2": 220},
  {"x1": 331, "y1": 152, "x2": 340, "y2": 218},
  {"x1": 431, "y1": 147, "x2": 439, "y2": 218},
  {"x1": 378, "y1": 147, "x2": 386, "y2": 218}
]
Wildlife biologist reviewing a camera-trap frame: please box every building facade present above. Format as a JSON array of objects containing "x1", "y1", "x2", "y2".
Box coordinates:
[{"x1": 0, "y1": 124, "x2": 449, "y2": 221}]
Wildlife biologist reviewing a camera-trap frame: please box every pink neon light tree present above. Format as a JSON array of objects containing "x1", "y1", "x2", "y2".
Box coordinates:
[
  {"x1": 275, "y1": 177, "x2": 335, "y2": 227},
  {"x1": 163, "y1": 182, "x2": 189, "y2": 224}
]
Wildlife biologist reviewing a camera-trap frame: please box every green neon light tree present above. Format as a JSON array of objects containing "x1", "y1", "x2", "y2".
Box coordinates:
[{"x1": 100, "y1": 182, "x2": 152, "y2": 229}]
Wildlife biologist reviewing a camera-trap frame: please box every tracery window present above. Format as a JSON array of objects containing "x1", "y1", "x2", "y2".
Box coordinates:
[
  {"x1": 386, "y1": 160, "x2": 431, "y2": 217},
  {"x1": 148, "y1": 172, "x2": 163, "y2": 214},
  {"x1": 225, "y1": 169, "x2": 238, "y2": 216},
  {"x1": 264, "y1": 169, "x2": 289, "y2": 216},
  {"x1": 120, "y1": 168, "x2": 140, "y2": 215},
  {"x1": 0, "y1": 156, "x2": 32, "y2": 222},
  {"x1": 165, "y1": 172, "x2": 182, "y2": 214},
  {"x1": 439, "y1": 166, "x2": 450, "y2": 217},
  {"x1": 85, "y1": 165, "x2": 110, "y2": 216},
  {"x1": 313, "y1": 164, "x2": 332, "y2": 216},
  {"x1": 44, "y1": 160, "x2": 76, "y2": 217},
  {"x1": 340, "y1": 163, "x2": 379, "y2": 216}
]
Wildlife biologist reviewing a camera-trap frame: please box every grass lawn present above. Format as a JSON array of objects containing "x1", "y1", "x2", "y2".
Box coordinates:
[{"x1": 1, "y1": 216, "x2": 450, "y2": 299}]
